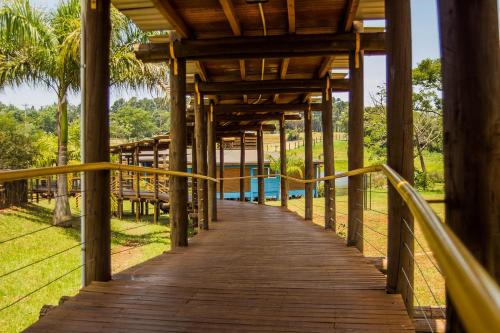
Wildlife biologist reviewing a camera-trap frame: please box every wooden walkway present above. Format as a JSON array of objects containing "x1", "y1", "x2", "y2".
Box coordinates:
[{"x1": 26, "y1": 201, "x2": 413, "y2": 332}]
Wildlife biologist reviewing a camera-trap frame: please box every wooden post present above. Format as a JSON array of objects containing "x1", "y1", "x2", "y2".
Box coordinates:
[
  {"x1": 153, "y1": 139, "x2": 159, "y2": 224},
  {"x1": 118, "y1": 148, "x2": 123, "y2": 219},
  {"x1": 347, "y1": 48, "x2": 364, "y2": 251},
  {"x1": 322, "y1": 76, "x2": 335, "y2": 230},
  {"x1": 194, "y1": 75, "x2": 209, "y2": 230},
  {"x1": 239, "y1": 133, "x2": 246, "y2": 201},
  {"x1": 83, "y1": 0, "x2": 111, "y2": 284},
  {"x1": 304, "y1": 105, "x2": 313, "y2": 220},
  {"x1": 257, "y1": 127, "x2": 265, "y2": 205},
  {"x1": 169, "y1": 57, "x2": 188, "y2": 247},
  {"x1": 279, "y1": 116, "x2": 288, "y2": 207},
  {"x1": 437, "y1": 1, "x2": 500, "y2": 330},
  {"x1": 207, "y1": 102, "x2": 217, "y2": 221},
  {"x1": 385, "y1": 0, "x2": 414, "y2": 315},
  {"x1": 134, "y1": 145, "x2": 140, "y2": 222},
  {"x1": 219, "y1": 138, "x2": 224, "y2": 200},
  {"x1": 191, "y1": 132, "x2": 198, "y2": 228}
]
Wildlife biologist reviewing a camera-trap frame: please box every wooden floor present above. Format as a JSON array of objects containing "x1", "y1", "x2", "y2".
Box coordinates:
[{"x1": 26, "y1": 200, "x2": 413, "y2": 332}]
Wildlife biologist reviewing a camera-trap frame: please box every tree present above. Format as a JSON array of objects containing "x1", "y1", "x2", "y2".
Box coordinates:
[
  {"x1": 412, "y1": 58, "x2": 442, "y2": 172},
  {"x1": 0, "y1": 0, "x2": 166, "y2": 226},
  {"x1": 0, "y1": 113, "x2": 38, "y2": 169},
  {"x1": 110, "y1": 106, "x2": 156, "y2": 141}
]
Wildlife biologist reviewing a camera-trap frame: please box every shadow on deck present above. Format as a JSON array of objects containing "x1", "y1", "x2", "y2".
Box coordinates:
[{"x1": 26, "y1": 200, "x2": 413, "y2": 332}]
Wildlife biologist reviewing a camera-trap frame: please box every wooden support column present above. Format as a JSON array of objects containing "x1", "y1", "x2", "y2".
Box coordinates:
[
  {"x1": 118, "y1": 148, "x2": 123, "y2": 219},
  {"x1": 134, "y1": 145, "x2": 140, "y2": 222},
  {"x1": 83, "y1": 0, "x2": 111, "y2": 284},
  {"x1": 153, "y1": 139, "x2": 159, "y2": 224},
  {"x1": 191, "y1": 132, "x2": 198, "y2": 228},
  {"x1": 347, "y1": 49, "x2": 364, "y2": 251},
  {"x1": 207, "y1": 102, "x2": 217, "y2": 222},
  {"x1": 385, "y1": 0, "x2": 414, "y2": 315},
  {"x1": 239, "y1": 133, "x2": 246, "y2": 201},
  {"x1": 279, "y1": 116, "x2": 288, "y2": 207},
  {"x1": 194, "y1": 75, "x2": 209, "y2": 230},
  {"x1": 169, "y1": 58, "x2": 188, "y2": 247},
  {"x1": 437, "y1": 1, "x2": 500, "y2": 330},
  {"x1": 257, "y1": 127, "x2": 265, "y2": 205},
  {"x1": 219, "y1": 138, "x2": 224, "y2": 200},
  {"x1": 322, "y1": 76, "x2": 335, "y2": 230},
  {"x1": 304, "y1": 105, "x2": 313, "y2": 220}
]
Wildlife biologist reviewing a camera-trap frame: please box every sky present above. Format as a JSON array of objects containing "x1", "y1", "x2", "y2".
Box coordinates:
[{"x1": 0, "y1": 0, "x2": 442, "y2": 108}]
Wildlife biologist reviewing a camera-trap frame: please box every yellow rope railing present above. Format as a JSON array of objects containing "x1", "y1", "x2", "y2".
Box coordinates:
[{"x1": 0, "y1": 162, "x2": 498, "y2": 332}]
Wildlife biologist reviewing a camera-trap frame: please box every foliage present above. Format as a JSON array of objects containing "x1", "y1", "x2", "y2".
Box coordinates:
[
  {"x1": 414, "y1": 170, "x2": 435, "y2": 191},
  {"x1": 110, "y1": 105, "x2": 157, "y2": 141},
  {"x1": 0, "y1": 113, "x2": 38, "y2": 169},
  {"x1": 111, "y1": 97, "x2": 170, "y2": 135},
  {"x1": 286, "y1": 129, "x2": 301, "y2": 141},
  {"x1": 268, "y1": 153, "x2": 305, "y2": 178}
]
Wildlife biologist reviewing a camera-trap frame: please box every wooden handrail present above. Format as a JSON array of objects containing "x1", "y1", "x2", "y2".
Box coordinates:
[
  {"x1": 220, "y1": 164, "x2": 500, "y2": 333},
  {"x1": 1, "y1": 163, "x2": 498, "y2": 332}
]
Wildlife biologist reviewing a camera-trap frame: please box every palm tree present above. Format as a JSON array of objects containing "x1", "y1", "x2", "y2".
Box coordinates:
[{"x1": 0, "y1": 0, "x2": 166, "y2": 226}]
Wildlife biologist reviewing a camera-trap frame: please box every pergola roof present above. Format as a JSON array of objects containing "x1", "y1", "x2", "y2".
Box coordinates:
[{"x1": 112, "y1": 0, "x2": 385, "y2": 134}]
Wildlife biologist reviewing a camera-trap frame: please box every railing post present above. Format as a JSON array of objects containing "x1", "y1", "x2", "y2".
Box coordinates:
[
  {"x1": 194, "y1": 75, "x2": 209, "y2": 230},
  {"x1": 385, "y1": 0, "x2": 414, "y2": 316},
  {"x1": 83, "y1": 0, "x2": 111, "y2": 284},
  {"x1": 257, "y1": 127, "x2": 265, "y2": 205},
  {"x1": 279, "y1": 116, "x2": 288, "y2": 207},
  {"x1": 437, "y1": 0, "x2": 500, "y2": 330},
  {"x1": 169, "y1": 57, "x2": 188, "y2": 247},
  {"x1": 322, "y1": 76, "x2": 335, "y2": 230},
  {"x1": 347, "y1": 42, "x2": 364, "y2": 251},
  {"x1": 304, "y1": 104, "x2": 313, "y2": 220},
  {"x1": 239, "y1": 132, "x2": 246, "y2": 201},
  {"x1": 207, "y1": 102, "x2": 217, "y2": 221},
  {"x1": 134, "y1": 145, "x2": 140, "y2": 222}
]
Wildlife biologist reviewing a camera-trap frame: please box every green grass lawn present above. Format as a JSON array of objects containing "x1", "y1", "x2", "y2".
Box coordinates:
[
  {"x1": 268, "y1": 188, "x2": 445, "y2": 307},
  {"x1": 0, "y1": 198, "x2": 170, "y2": 333}
]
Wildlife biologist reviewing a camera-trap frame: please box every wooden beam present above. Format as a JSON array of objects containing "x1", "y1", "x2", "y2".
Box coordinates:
[
  {"x1": 386, "y1": 0, "x2": 414, "y2": 316},
  {"x1": 287, "y1": 0, "x2": 296, "y2": 33},
  {"x1": 318, "y1": 56, "x2": 334, "y2": 78},
  {"x1": 207, "y1": 102, "x2": 217, "y2": 222},
  {"x1": 191, "y1": 133, "x2": 198, "y2": 228},
  {"x1": 83, "y1": 0, "x2": 111, "y2": 285},
  {"x1": 189, "y1": 79, "x2": 349, "y2": 94},
  {"x1": 279, "y1": 116, "x2": 288, "y2": 207},
  {"x1": 239, "y1": 133, "x2": 245, "y2": 201},
  {"x1": 304, "y1": 105, "x2": 313, "y2": 221},
  {"x1": 194, "y1": 76, "x2": 209, "y2": 231},
  {"x1": 214, "y1": 103, "x2": 320, "y2": 113},
  {"x1": 343, "y1": 0, "x2": 361, "y2": 31},
  {"x1": 347, "y1": 50, "x2": 364, "y2": 251},
  {"x1": 216, "y1": 114, "x2": 301, "y2": 122},
  {"x1": 195, "y1": 61, "x2": 208, "y2": 82},
  {"x1": 169, "y1": 58, "x2": 189, "y2": 247},
  {"x1": 217, "y1": 124, "x2": 276, "y2": 133},
  {"x1": 257, "y1": 128, "x2": 265, "y2": 205},
  {"x1": 150, "y1": 0, "x2": 191, "y2": 39},
  {"x1": 438, "y1": 1, "x2": 500, "y2": 330},
  {"x1": 134, "y1": 32, "x2": 386, "y2": 61},
  {"x1": 239, "y1": 60, "x2": 246, "y2": 80},
  {"x1": 322, "y1": 76, "x2": 335, "y2": 230},
  {"x1": 219, "y1": 0, "x2": 242, "y2": 36}
]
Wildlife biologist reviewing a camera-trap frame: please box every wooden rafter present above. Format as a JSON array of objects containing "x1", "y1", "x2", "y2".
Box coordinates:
[
  {"x1": 219, "y1": 0, "x2": 242, "y2": 36},
  {"x1": 343, "y1": 0, "x2": 361, "y2": 32},
  {"x1": 318, "y1": 0, "x2": 360, "y2": 78},
  {"x1": 214, "y1": 103, "x2": 321, "y2": 114},
  {"x1": 287, "y1": 0, "x2": 296, "y2": 33},
  {"x1": 151, "y1": 0, "x2": 191, "y2": 38}
]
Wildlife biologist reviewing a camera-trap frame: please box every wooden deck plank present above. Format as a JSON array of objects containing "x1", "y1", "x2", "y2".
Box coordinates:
[{"x1": 26, "y1": 200, "x2": 413, "y2": 332}]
